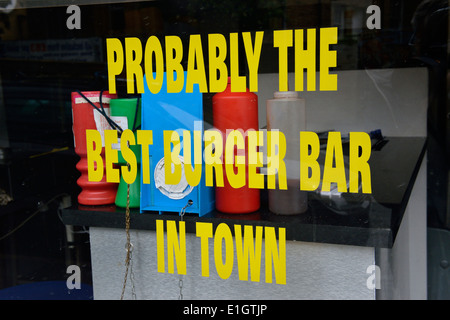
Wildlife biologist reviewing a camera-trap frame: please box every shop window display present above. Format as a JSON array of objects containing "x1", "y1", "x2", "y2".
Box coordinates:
[{"x1": 0, "y1": 0, "x2": 448, "y2": 302}]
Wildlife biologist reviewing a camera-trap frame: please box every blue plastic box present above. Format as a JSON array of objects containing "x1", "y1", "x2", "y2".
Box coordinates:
[{"x1": 140, "y1": 72, "x2": 215, "y2": 216}]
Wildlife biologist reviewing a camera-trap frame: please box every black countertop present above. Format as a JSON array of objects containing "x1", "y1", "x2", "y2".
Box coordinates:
[{"x1": 61, "y1": 136, "x2": 427, "y2": 248}]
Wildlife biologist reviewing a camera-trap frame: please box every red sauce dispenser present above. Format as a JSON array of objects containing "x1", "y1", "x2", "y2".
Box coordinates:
[
  {"x1": 71, "y1": 91, "x2": 118, "y2": 206},
  {"x1": 212, "y1": 78, "x2": 260, "y2": 213}
]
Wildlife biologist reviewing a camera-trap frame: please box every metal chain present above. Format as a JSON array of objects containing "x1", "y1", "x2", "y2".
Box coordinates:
[
  {"x1": 118, "y1": 106, "x2": 141, "y2": 300},
  {"x1": 178, "y1": 200, "x2": 193, "y2": 300},
  {"x1": 178, "y1": 278, "x2": 184, "y2": 300},
  {"x1": 129, "y1": 245, "x2": 137, "y2": 300},
  {"x1": 120, "y1": 163, "x2": 137, "y2": 300}
]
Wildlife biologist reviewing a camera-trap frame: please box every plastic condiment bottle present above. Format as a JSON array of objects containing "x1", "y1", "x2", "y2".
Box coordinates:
[
  {"x1": 212, "y1": 78, "x2": 260, "y2": 214},
  {"x1": 266, "y1": 91, "x2": 308, "y2": 214},
  {"x1": 71, "y1": 91, "x2": 118, "y2": 206}
]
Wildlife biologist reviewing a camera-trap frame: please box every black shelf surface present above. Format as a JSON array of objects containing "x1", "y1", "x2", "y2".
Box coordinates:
[{"x1": 62, "y1": 137, "x2": 427, "y2": 248}]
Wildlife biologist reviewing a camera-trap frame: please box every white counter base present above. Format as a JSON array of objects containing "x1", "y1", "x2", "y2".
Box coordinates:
[{"x1": 89, "y1": 226, "x2": 375, "y2": 300}]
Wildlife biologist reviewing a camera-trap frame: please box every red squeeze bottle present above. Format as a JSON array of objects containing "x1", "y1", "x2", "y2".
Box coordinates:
[
  {"x1": 71, "y1": 91, "x2": 118, "y2": 206},
  {"x1": 212, "y1": 78, "x2": 260, "y2": 214}
]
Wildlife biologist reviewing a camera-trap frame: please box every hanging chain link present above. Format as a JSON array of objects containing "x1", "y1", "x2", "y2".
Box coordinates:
[
  {"x1": 178, "y1": 200, "x2": 193, "y2": 300},
  {"x1": 116, "y1": 103, "x2": 140, "y2": 301},
  {"x1": 178, "y1": 277, "x2": 184, "y2": 300},
  {"x1": 121, "y1": 163, "x2": 137, "y2": 300},
  {"x1": 129, "y1": 244, "x2": 137, "y2": 300}
]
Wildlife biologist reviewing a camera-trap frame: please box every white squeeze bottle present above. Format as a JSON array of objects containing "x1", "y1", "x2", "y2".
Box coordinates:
[{"x1": 266, "y1": 91, "x2": 308, "y2": 215}]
